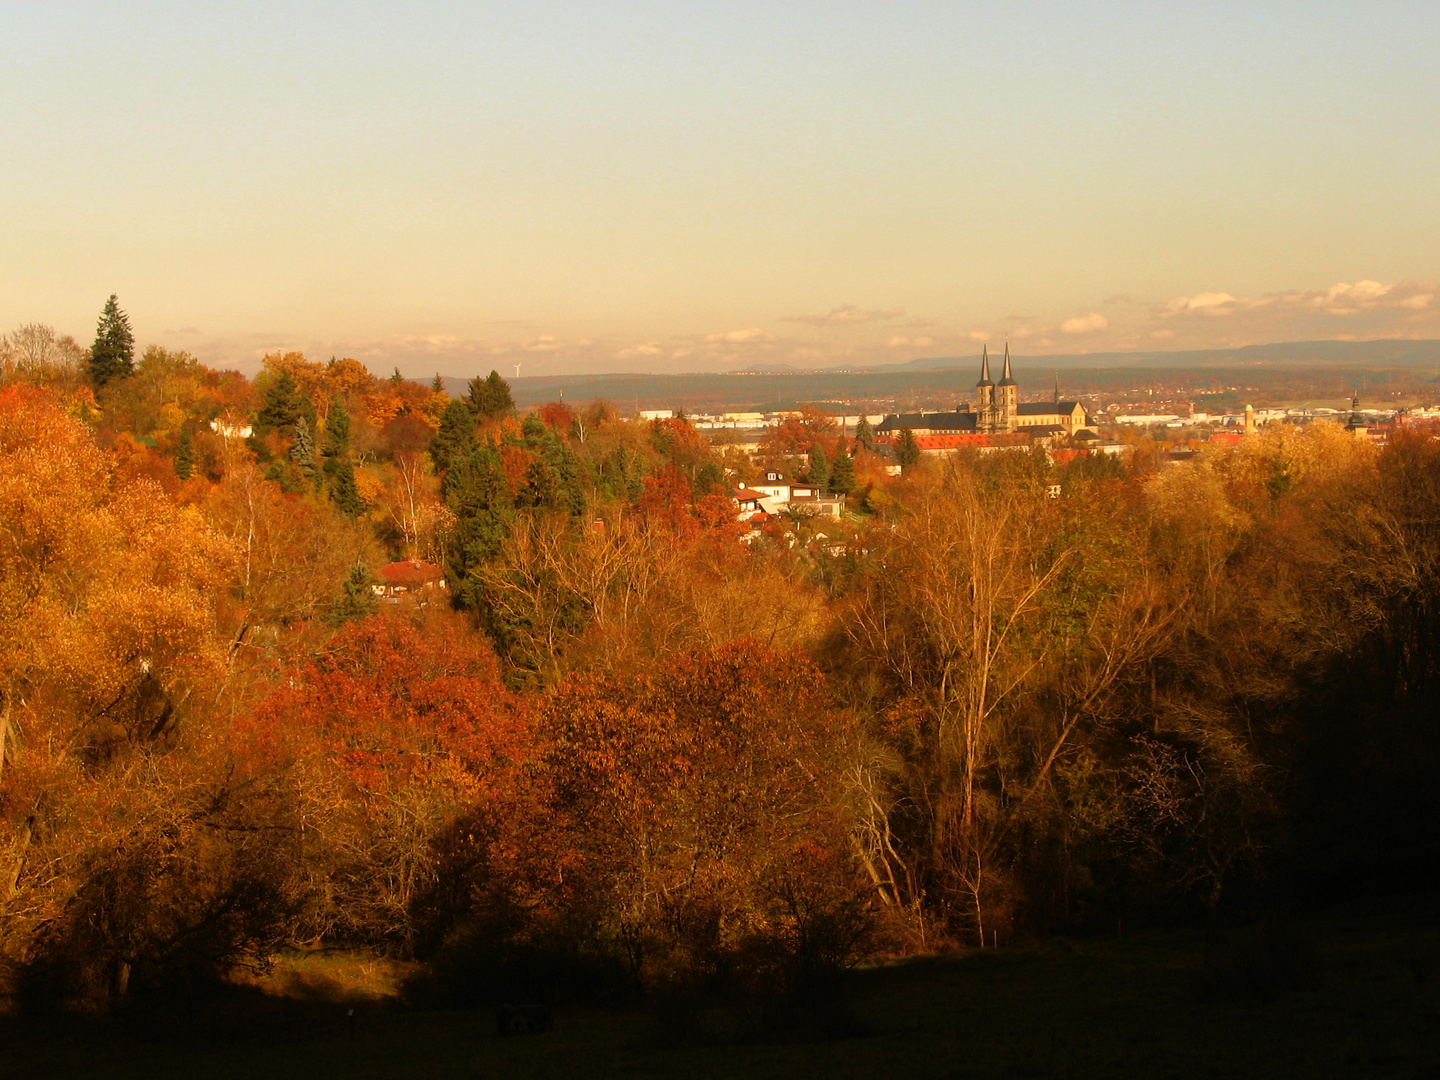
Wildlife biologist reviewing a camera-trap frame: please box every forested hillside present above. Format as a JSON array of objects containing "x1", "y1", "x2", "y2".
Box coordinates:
[{"x1": 2, "y1": 316, "x2": 1438, "y2": 1014}]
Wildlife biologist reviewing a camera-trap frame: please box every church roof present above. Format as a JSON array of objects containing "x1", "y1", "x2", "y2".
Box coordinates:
[
  {"x1": 875, "y1": 411, "x2": 980, "y2": 433},
  {"x1": 1016, "y1": 401, "x2": 1082, "y2": 416}
]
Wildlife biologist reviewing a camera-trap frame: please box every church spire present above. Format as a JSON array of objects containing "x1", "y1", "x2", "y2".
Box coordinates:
[
  {"x1": 977, "y1": 343, "x2": 993, "y2": 387},
  {"x1": 1054, "y1": 372, "x2": 1060, "y2": 404},
  {"x1": 997, "y1": 341, "x2": 1016, "y2": 386}
]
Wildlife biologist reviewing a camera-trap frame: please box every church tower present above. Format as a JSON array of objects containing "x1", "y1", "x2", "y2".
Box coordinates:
[
  {"x1": 975, "y1": 344, "x2": 996, "y2": 430},
  {"x1": 996, "y1": 342, "x2": 1018, "y2": 431}
]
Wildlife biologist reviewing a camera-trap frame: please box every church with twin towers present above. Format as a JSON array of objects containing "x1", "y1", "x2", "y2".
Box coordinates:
[{"x1": 875, "y1": 344, "x2": 1091, "y2": 442}]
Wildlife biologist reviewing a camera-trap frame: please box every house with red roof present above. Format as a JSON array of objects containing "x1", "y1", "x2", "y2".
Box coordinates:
[{"x1": 374, "y1": 559, "x2": 447, "y2": 602}]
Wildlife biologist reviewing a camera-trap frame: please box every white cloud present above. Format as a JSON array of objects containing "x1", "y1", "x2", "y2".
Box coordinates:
[
  {"x1": 782, "y1": 303, "x2": 906, "y2": 326},
  {"x1": 615, "y1": 342, "x2": 664, "y2": 359},
  {"x1": 1160, "y1": 279, "x2": 1438, "y2": 321},
  {"x1": 1060, "y1": 313, "x2": 1109, "y2": 335},
  {"x1": 704, "y1": 328, "x2": 774, "y2": 344}
]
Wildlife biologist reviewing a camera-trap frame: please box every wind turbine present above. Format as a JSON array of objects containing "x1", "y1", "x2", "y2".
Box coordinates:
[{"x1": 513, "y1": 363, "x2": 522, "y2": 379}]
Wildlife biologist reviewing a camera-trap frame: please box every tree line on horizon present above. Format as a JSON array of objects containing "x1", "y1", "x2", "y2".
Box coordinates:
[{"x1": 0, "y1": 297, "x2": 1438, "y2": 1014}]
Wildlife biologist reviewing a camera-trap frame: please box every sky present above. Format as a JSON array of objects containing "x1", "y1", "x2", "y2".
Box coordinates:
[{"x1": 4, "y1": 1, "x2": 1440, "y2": 376}]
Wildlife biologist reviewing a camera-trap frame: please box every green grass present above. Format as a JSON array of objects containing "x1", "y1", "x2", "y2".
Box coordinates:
[{"x1": 4, "y1": 900, "x2": 1438, "y2": 1080}]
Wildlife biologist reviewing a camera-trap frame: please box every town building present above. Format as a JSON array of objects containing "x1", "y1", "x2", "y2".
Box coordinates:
[{"x1": 736, "y1": 470, "x2": 843, "y2": 518}]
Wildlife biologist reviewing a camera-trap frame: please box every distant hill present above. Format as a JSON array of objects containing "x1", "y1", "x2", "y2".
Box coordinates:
[{"x1": 435, "y1": 339, "x2": 1440, "y2": 412}]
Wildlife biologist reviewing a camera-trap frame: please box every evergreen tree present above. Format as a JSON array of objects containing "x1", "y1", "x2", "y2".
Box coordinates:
[
  {"x1": 444, "y1": 445, "x2": 515, "y2": 607},
  {"x1": 465, "y1": 370, "x2": 515, "y2": 418},
  {"x1": 896, "y1": 425, "x2": 921, "y2": 468},
  {"x1": 465, "y1": 374, "x2": 488, "y2": 416},
  {"x1": 808, "y1": 445, "x2": 830, "y2": 492},
  {"x1": 391, "y1": 366, "x2": 405, "y2": 385},
  {"x1": 693, "y1": 462, "x2": 725, "y2": 498},
  {"x1": 255, "y1": 370, "x2": 304, "y2": 435},
  {"x1": 175, "y1": 425, "x2": 194, "y2": 481},
  {"x1": 291, "y1": 416, "x2": 317, "y2": 479},
  {"x1": 431, "y1": 373, "x2": 445, "y2": 393},
  {"x1": 854, "y1": 414, "x2": 875, "y2": 454},
  {"x1": 331, "y1": 461, "x2": 365, "y2": 516},
  {"x1": 520, "y1": 413, "x2": 548, "y2": 447},
  {"x1": 325, "y1": 398, "x2": 351, "y2": 458},
  {"x1": 829, "y1": 446, "x2": 855, "y2": 496},
  {"x1": 330, "y1": 563, "x2": 379, "y2": 625},
  {"x1": 431, "y1": 399, "x2": 477, "y2": 473},
  {"x1": 487, "y1": 369, "x2": 515, "y2": 414},
  {"x1": 89, "y1": 294, "x2": 135, "y2": 385}
]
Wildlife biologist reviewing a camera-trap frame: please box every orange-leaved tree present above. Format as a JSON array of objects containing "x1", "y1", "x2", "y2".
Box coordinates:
[
  {"x1": 236, "y1": 611, "x2": 541, "y2": 955},
  {"x1": 542, "y1": 640, "x2": 866, "y2": 986}
]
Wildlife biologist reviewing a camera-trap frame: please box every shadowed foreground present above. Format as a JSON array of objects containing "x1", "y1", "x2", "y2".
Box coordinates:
[{"x1": 3, "y1": 897, "x2": 1436, "y2": 1080}]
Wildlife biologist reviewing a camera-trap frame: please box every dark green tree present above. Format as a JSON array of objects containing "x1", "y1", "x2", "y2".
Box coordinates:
[
  {"x1": 853, "y1": 414, "x2": 875, "y2": 454},
  {"x1": 255, "y1": 370, "x2": 304, "y2": 436},
  {"x1": 330, "y1": 563, "x2": 380, "y2": 625},
  {"x1": 431, "y1": 373, "x2": 445, "y2": 393},
  {"x1": 331, "y1": 461, "x2": 365, "y2": 516},
  {"x1": 466, "y1": 370, "x2": 515, "y2": 419},
  {"x1": 808, "y1": 445, "x2": 830, "y2": 492},
  {"x1": 485, "y1": 371, "x2": 514, "y2": 415},
  {"x1": 829, "y1": 446, "x2": 855, "y2": 496},
  {"x1": 89, "y1": 294, "x2": 135, "y2": 386},
  {"x1": 895, "y1": 425, "x2": 921, "y2": 468},
  {"x1": 291, "y1": 416, "x2": 317, "y2": 480},
  {"x1": 391, "y1": 366, "x2": 405, "y2": 385},
  {"x1": 431, "y1": 399, "x2": 477, "y2": 474},
  {"x1": 693, "y1": 461, "x2": 725, "y2": 498},
  {"x1": 174, "y1": 426, "x2": 194, "y2": 481},
  {"x1": 325, "y1": 398, "x2": 351, "y2": 458},
  {"x1": 445, "y1": 445, "x2": 515, "y2": 607}
]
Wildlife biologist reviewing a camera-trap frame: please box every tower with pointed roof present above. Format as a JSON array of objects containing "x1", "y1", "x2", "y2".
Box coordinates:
[
  {"x1": 996, "y1": 342, "x2": 1018, "y2": 431},
  {"x1": 975, "y1": 344, "x2": 997, "y2": 431}
]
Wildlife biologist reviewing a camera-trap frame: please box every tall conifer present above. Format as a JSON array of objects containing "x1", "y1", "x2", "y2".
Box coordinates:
[
  {"x1": 89, "y1": 294, "x2": 135, "y2": 385},
  {"x1": 175, "y1": 426, "x2": 194, "y2": 480},
  {"x1": 829, "y1": 446, "x2": 855, "y2": 496},
  {"x1": 854, "y1": 414, "x2": 875, "y2": 454},
  {"x1": 808, "y1": 445, "x2": 830, "y2": 492},
  {"x1": 896, "y1": 426, "x2": 921, "y2": 467}
]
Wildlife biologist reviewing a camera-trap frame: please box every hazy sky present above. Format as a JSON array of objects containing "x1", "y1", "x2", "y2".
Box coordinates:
[{"x1": 5, "y1": 1, "x2": 1440, "y2": 375}]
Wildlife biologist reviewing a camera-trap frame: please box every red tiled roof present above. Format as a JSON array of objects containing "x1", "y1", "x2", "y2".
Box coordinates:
[{"x1": 378, "y1": 559, "x2": 444, "y2": 584}]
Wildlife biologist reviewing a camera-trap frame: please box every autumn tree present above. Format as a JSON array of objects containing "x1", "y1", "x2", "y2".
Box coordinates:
[
  {"x1": 839, "y1": 460, "x2": 1174, "y2": 941},
  {"x1": 238, "y1": 613, "x2": 538, "y2": 954},
  {"x1": 1, "y1": 324, "x2": 87, "y2": 387},
  {"x1": 0, "y1": 386, "x2": 276, "y2": 1005},
  {"x1": 541, "y1": 642, "x2": 866, "y2": 986}
]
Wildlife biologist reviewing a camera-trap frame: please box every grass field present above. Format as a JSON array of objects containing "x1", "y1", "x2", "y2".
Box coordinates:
[{"x1": 3, "y1": 896, "x2": 1437, "y2": 1080}]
